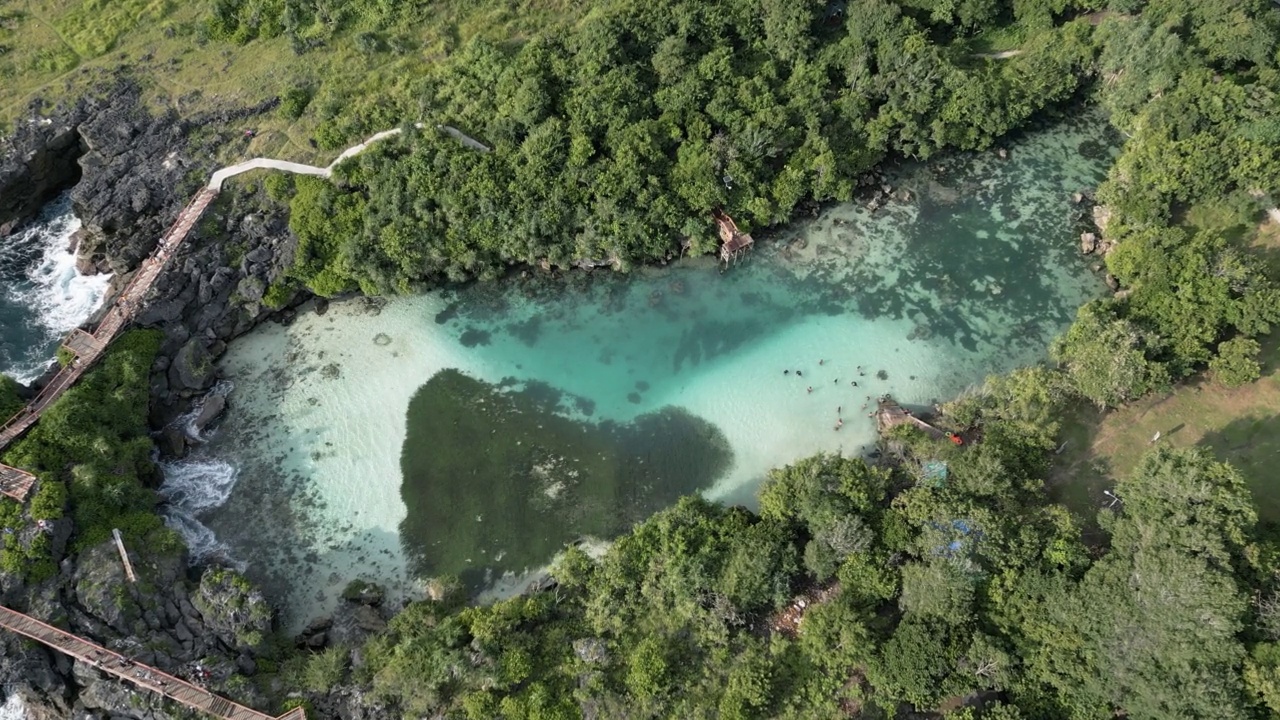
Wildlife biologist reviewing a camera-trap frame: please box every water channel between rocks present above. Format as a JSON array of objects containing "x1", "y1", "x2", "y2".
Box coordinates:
[
  {"x1": 168, "y1": 115, "x2": 1118, "y2": 629},
  {"x1": 0, "y1": 193, "x2": 111, "y2": 384}
]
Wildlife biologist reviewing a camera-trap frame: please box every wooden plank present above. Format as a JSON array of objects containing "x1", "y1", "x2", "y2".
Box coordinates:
[{"x1": 111, "y1": 528, "x2": 137, "y2": 583}]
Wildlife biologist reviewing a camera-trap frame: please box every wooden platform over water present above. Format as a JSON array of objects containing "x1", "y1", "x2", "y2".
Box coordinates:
[{"x1": 875, "y1": 398, "x2": 947, "y2": 440}]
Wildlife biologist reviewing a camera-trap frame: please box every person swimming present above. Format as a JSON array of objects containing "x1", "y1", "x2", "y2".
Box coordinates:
[
  {"x1": 851, "y1": 380, "x2": 858, "y2": 387},
  {"x1": 807, "y1": 386, "x2": 813, "y2": 393},
  {"x1": 784, "y1": 369, "x2": 790, "y2": 375},
  {"x1": 797, "y1": 370, "x2": 803, "y2": 377}
]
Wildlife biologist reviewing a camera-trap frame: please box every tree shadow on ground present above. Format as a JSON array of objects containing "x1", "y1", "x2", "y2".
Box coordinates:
[
  {"x1": 1047, "y1": 400, "x2": 1115, "y2": 542},
  {"x1": 1199, "y1": 412, "x2": 1280, "y2": 524}
]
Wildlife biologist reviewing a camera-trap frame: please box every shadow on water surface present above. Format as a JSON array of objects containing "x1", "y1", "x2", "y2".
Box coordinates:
[{"x1": 399, "y1": 370, "x2": 731, "y2": 587}]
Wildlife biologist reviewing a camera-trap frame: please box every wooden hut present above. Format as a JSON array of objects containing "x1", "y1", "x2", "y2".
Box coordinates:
[{"x1": 713, "y1": 210, "x2": 754, "y2": 263}]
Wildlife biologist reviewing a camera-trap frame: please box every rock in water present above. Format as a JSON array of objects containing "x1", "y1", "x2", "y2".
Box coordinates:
[
  {"x1": 1080, "y1": 232, "x2": 1098, "y2": 254},
  {"x1": 193, "y1": 394, "x2": 227, "y2": 433}
]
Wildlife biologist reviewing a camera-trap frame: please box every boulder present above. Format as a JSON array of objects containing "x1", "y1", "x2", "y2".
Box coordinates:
[
  {"x1": 192, "y1": 394, "x2": 226, "y2": 433},
  {"x1": 1080, "y1": 232, "x2": 1098, "y2": 254},
  {"x1": 328, "y1": 603, "x2": 386, "y2": 648},
  {"x1": 158, "y1": 425, "x2": 187, "y2": 458},
  {"x1": 168, "y1": 338, "x2": 216, "y2": 395},
  {"x1": 1091, "y1": 204, "x2": 1113, "y2": 234}
]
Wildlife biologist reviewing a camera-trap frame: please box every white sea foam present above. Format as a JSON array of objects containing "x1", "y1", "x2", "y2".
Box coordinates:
[
  {"x1": 159, "y1": 458, "x2": 242, "y2": 564},
  {"x1": 171, "y1": 380, "x2": 235, "y2": 442},
  {"x1": 0, "y1": 694, "x2": 27, "y2": 720},
  {"x1": 0, "y1": 193, "x2": 111, "y2": 383}
]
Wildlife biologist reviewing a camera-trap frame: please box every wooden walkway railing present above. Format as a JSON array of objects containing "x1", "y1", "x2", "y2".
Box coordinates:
[
  {"x1": 0, "y1": 187, "x2": 222, "y2": 496},
  {"x1": 0, "y1": 464, "x2": 35, "y2": 501},
  {"x1": 0, "y1": 604, "x2": 304, "y2": 719}
]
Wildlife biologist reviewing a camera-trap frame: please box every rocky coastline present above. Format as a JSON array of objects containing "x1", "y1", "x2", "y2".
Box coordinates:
[{"x1": 0, "y1": 82, "x2": 350, "y2": 720}]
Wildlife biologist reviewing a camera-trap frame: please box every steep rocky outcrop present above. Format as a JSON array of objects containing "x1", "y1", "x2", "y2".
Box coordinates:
[
  {"x1": 0, "y1": 539, "x2": 285, "y2": 720},
  {"x1": 0, "y1": 79, "x2": 306, "y2": 719},
  {"x1": 0, "y1": 110, "x2": 85, "y2": 236},
  {"x1": 139, "y1": 188, "x2": 304, "y2": 425}
]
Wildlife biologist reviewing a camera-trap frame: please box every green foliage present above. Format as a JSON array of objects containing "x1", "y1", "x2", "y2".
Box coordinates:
[
  {"x1": 1211, "y1": 337, "x2": 1264, "y2": 387},
  {"x1": 1018, "y1": 447, "x2": 1255, "y2": 718},
  {"x1": 55, "y1": 346, "x2": 74, "y2": 368},
  {"x1": 0, "y1": 375, "x2": 22, "y2": 420},
  {"x1": 279, "y1": 86, "x2": 313, "y2": 119},
  {"x1": 28, "y1": 481, "x2": 66, "y2": 521},
  {"x1": 1051, "y1": 301, "x2": 1170, "y2": 408},
  {"x1": 281, "y1": 0, "x2": 1099, "y2": 294},
  {"x1": 5, "y1": 330, "x2": 168, "y2": 551},
  {"x1": 302, "y1": 647, "x2": 347, "y2": 691},
  {"x1": 899, "y1": 560, "x2": 975, "y2": 625}
]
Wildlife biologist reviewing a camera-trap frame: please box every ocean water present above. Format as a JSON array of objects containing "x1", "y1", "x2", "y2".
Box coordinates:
[
  {"x1": 177, "y1": 115, "x2": 1118, "y2": 628},
  {"x1": 0, "y1": 193, "x2": 112, "y2": 384}
]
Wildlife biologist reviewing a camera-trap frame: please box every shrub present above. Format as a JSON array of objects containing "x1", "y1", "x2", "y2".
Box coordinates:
[
  {"x1": 29, "y1": 480, "x2": 66, "y2": 520},
  {"x1": 303, "y1": 647, "x2": 348, "y2": 691},
  {"x1": 1210, "y1": 337, "x2": 1262, "y2": 387},
  {"x1": 279, "y1": 86, "x2": 312, "y2": 120}
]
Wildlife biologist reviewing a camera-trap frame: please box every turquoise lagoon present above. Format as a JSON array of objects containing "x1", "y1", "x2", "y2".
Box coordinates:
[{"x1": 178, "y1": 116, "x2": 1117, "y2": 627}]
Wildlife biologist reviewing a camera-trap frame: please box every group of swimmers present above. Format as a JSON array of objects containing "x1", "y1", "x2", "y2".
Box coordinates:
[{"x1": 784, "y1": 362, "x2": 880, "y2": 431}]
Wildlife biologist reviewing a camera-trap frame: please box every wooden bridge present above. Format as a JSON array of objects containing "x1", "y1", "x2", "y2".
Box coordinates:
[
  {"x1": 0, "y1": 603, "x2": 304, "y2": 719},
  {"x1": 0, "y1": 187, "x2": 221, "y2": 500}
]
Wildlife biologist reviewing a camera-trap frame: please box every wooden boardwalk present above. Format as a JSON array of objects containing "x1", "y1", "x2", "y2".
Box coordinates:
[
  {"x1": 0, "y1": 604, "x2": 304, "y2": 719},
  {"x1": 0, "y1": 187, "x2": 221, "y2": 484}
]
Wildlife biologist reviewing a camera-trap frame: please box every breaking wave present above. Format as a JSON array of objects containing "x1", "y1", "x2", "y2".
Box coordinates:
[
  {"x1": 0, "y1": 193, "x2": 111, "y2": 383},
  {"x1": 0, "y1": 694, "x2": 27, "y2": 720},
  {"x1": 159, "y1": 458, "x2": 243, "y2": 568}
]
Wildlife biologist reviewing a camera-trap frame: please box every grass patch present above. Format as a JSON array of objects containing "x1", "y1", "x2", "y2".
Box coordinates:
[
  {"x1": 1051, "y1": 329, "x2": 1280, "y2": 523},
  {"x1": 0, "y1": 0, "x2": 586, "y2": 156},
  {"x1": 1052, "y1": 211, "x2": 1280, "y2": 525}
]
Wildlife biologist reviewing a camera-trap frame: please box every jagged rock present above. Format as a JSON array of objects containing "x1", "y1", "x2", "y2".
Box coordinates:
[
  {"x1": 0, "y1": 117, "x2": 85, "y2": 233},
  {"x1": 168, "y1": 338, "x2": 216, "y2": 395},
  {"x1": 158, "y1": 425, "x2": 187, "y2": 458},
  {"x1": 1105, "y1": 273, "x2": 1120, "y2": 291},
  {"x1": 1080, "y1": 232, "x2": 1098, "y2": 254},
  {"x1": 193, "y1": 568, "x2": 273, "y2": 654},
  {"x1": 71, "y1": 542, "x2": 134, "y2": 634},
  {"x1": 1071, "y1": 192, "x2": 1085, "y2": 204},
  {"x1": 1092, "y1": 204, "x2": 1112, "y2": 234},
  {"x1": 328, "y1": 603, "x2": 386, "y2": 649},
  {"x1": 192, "y1": 394, "x2": 227, "y2": 433}
]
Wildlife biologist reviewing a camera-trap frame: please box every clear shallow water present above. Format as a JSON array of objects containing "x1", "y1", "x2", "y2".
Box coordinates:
[
  {"x1": 0, "y1": 193, "x2": 112, "y2": 384},
  {"x1": 185, "y1": 115, "x2": 1117, "y2": 628}
]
